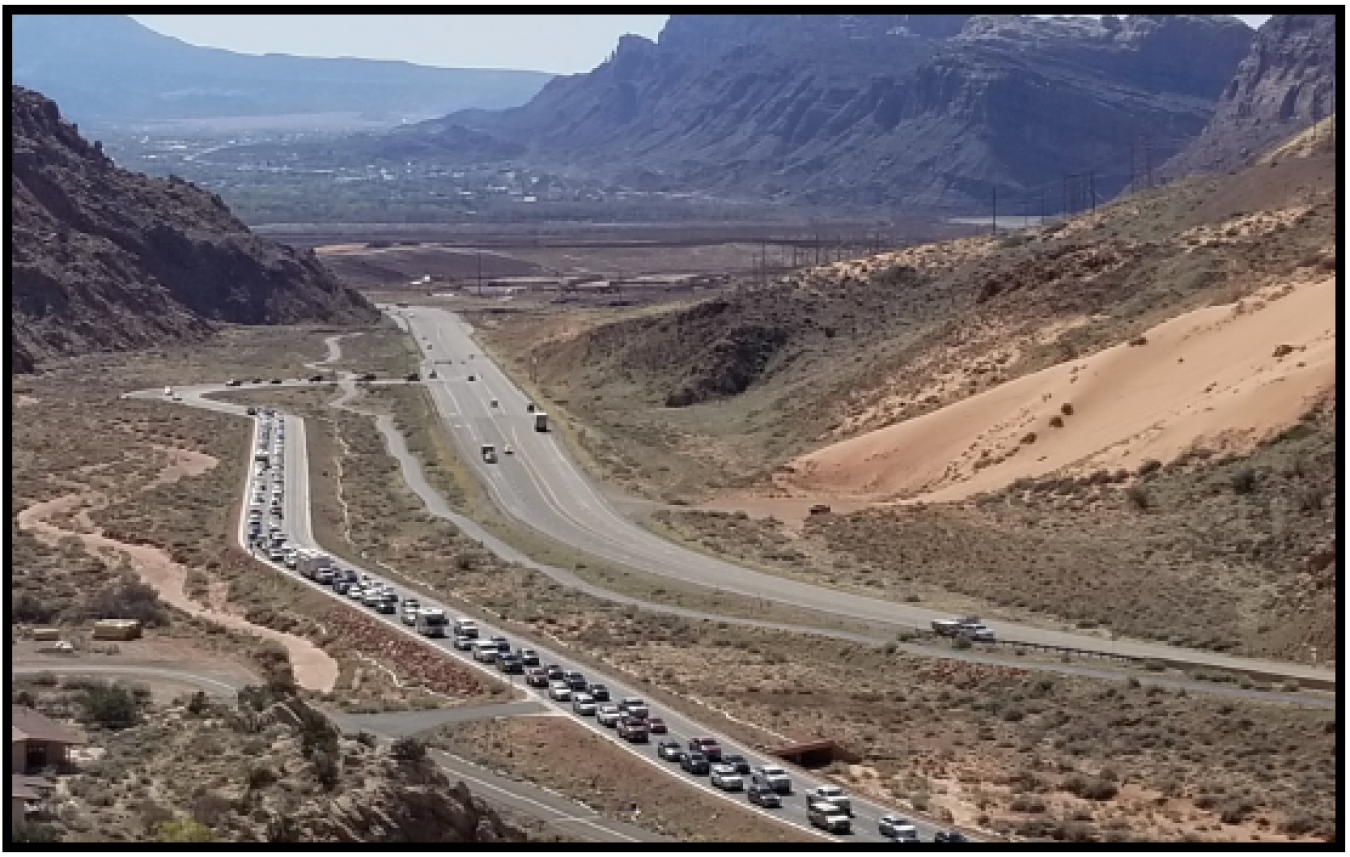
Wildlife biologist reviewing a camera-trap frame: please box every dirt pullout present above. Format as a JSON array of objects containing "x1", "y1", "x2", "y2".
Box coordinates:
[
  {"x1": 780, "y1": 275, "x2": 1334, "y2": 506},
  {"x1": 17, "y1": 472, "x2": 339, "y2": 693}
]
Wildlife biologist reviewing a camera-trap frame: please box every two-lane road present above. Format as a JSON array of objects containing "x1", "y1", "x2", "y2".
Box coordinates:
[{"x1": 394, "y1": 304, "x2": 1335, "y2": 687}]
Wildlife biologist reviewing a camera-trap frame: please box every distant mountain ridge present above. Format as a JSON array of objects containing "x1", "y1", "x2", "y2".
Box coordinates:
[
  {"x1": 10, "y1": 85, "x2": 378, "y2": 373},
  {"x1": 1165, "y1": 14, "x2": 1338, "y2": 177},
  {"x1": 10, "y1": 15, "x2": 553, "y2": 128},
  {"x1": 411, "y1": 14, "x2": 1254, "y2": 211}
]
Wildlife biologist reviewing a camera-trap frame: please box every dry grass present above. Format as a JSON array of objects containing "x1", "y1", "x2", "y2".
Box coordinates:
[
  {"x1": 239, "y1": 365, "x2": 1338, "y2": 843},
  {"x1": 12, "y1": 329, "x2": 504, "y2": 714}
]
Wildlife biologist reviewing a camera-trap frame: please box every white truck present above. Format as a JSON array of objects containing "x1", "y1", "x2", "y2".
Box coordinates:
[
  {"x1": 296, "y1": 550, "x2": 333, "y2": 580},
  {"x1": 415, "y1": 608, "x2": 450, "y2": 638},
  {"x1": 533, "y1": 412, "x2": 549, "y2": 432}
]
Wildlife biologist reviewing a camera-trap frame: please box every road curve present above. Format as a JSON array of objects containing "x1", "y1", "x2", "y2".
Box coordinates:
[
  {"x1": 132, "y1": 348, "x2": 929, "y2": 842},
  {"x1": 391, "y1": 305, "x2": 1334, "y2": 686}
]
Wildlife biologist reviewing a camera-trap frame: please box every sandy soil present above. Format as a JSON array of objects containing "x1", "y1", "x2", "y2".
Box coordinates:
[
  {"x1": 15, "y1": 454, "x2": 339, "y2": 693},
  {"x1": 15, "y1": 394, "x2": 40, "y2": 407},
  {"x1": 772, "y1": 274, "x2": 1334, "y2": 507}
]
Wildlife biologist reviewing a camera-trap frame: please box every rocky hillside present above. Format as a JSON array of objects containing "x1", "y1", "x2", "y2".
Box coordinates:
[
  {"x1": 10, "y1": 85, "x2": 378, "y2": 373},
  {"x1": 13, "y1": 683, "x2": 531, "y2": 844},
  {"x1": 486, "y1": 123, "x2": 1335, "y2": 501},
  {"x1": 425, "y1": 14, "x2": 1252, "y2": 210},
  {"x1": 1165, "y1": 14, "x2": 1337, "y2": 177}
]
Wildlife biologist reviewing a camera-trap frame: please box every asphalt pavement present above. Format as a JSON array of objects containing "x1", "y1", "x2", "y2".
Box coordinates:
[{"x1": 389, "y1": 304, "x2": 1335, "y2": 687}]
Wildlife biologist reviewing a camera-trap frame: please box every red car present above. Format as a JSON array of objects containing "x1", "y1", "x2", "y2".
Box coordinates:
[
  {"x1": 524, "y1": 668, "x2": 549, "y2": 688},
  {"x1": 689, "y1": 736, "x2": 722, "y2": 762},
  {"x1": 647, "y1": 717, "x2": 668, "y2": 734}
]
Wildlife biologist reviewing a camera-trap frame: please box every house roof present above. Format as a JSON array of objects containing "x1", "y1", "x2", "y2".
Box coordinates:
[
  {"x1": 10, "y1": 776, "x2": 41, "y2": 800},
  {"x1": 10, "y1": 706, "x2": 86, "y2": 745}
]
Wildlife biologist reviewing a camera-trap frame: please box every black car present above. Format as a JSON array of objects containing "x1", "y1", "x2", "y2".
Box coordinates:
[
  {"x1": 747, "y1": 784, "x2": 782, "y2": 808},
  {"x1": 564, "y1": 671, "x2": 588, "y2": 691},
  {"x1": 934, "y1": 831, "x2": 970, "y2": 843},
  {"x1": 680, "y1": 752, "x2": 710, "y2": 775},
  {"x1": 246, "y1": 406, "x2": 257, "y2": 415},
  {"x1": 587, "y1": 683, "x2": 610, "y2": 702},
  {"x1": 723, "y1": 754, "x2": 751, "y2": 775},
  {"x1": 657, "y1": 741, "x2": 683, "y2": 762},
  {"x1": 544, "y1": 664, "x2": 565, "y2": 681},
  {"x1": 497, "y1": 655, "x2": 524, "y2": 674},
  {"x1": 517, "y1": 648, "x2": 541, "y2": 667}
]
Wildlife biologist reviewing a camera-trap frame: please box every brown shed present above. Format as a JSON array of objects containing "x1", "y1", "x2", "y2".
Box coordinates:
[
  {"x1": 92, "y1": 619, "x2": 143, "y2": 641},
  {"x1": 11, "y1": 706, "x2": 86, "y2": 774}
]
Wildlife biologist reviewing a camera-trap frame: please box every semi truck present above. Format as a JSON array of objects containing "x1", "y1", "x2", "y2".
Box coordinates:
[
  {"x1": 533, "y1": 412, "x2": 549, "y2": 432},
  {"x1": 415, "y1": 608, "x2": 449, "y2": 638}
]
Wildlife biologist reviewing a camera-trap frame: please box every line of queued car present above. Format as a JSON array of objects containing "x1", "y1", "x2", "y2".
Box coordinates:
[{"x1": 241, "y1": 409, "x2": 971, "y2": 843}]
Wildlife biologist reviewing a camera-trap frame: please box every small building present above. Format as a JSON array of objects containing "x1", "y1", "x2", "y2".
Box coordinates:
[{"x1": 11, "y1": 706, "x2": 86, "y2": 774}]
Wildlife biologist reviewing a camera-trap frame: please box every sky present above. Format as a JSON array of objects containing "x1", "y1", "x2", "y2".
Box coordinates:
[{"x1": 133, "y1": 14, "x2": 1273, "y2": 76}]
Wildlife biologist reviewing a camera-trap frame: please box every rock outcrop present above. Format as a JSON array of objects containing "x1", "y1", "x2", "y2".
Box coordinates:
[
  {"x1": 418, "y1": 14, "x2": 1253, "y2": 211},
  {"x1": 10, "y1": 85, "x2": 379, "y2": 372},
  {"x1": 1165, "y1": 14, "x2": 1338, "y2": 176}
]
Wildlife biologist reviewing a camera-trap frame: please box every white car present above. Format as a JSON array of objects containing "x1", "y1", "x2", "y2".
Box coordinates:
[
  {"x1": 710, "y1": 764, "x2": 744, "y2": 791},
  {"x1": 596, "y1": 705, "x2": 622, "y2": 727},
  {"x1": 879, "y1": 814, "x2": 920, "y2": 841},
  {"x1": 548, "y1": 682, "x2": 572, "y2": 702},
  {"x1": 807, "y1": 784, "x2": 852, "y2": 816},
  {"x1": 571, "y1": 693, "x2": 596, "y2": 715}
]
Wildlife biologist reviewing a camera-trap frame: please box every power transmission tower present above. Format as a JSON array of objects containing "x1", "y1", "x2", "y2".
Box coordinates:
[
  {"x1": 991, "y1": 185, "x2": 998, "y2": 234},
  {"x1": 476, "y1": 247, "x2": 483, "y2": 297}
]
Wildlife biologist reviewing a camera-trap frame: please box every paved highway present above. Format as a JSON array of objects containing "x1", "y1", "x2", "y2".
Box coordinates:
[
  {"x1": 137, "y1": 351, "x2": 953, "y2": 842},
  {"x1": 392, "y1": 304, "x2": 1335, "y2": 686}
]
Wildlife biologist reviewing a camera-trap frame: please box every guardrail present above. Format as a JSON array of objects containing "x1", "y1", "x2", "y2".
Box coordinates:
[{"x1": 915, "y1": 630, "x2": 1334, "y2": 692}]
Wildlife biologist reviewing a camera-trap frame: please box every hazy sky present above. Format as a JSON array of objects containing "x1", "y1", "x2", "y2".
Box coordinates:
[{"x1": 134, "y1": 14, "x2": 1273, "y2": 76}]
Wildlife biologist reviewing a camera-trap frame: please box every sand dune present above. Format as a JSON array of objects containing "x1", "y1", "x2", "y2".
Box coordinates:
[{"x1": 785, "y1": 275, "x2": 1336, "y2": 504}]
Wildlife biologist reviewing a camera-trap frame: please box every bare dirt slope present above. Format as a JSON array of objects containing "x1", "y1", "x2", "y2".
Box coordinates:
[{"x1": 786, "y1": 275, "x2": 1335, "y2": 503}]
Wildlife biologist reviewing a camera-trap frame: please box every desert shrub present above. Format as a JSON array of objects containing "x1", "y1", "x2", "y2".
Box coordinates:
[
  {"x1": 11, "y1": 821, "x2": 62, "y2": 843},
  {"x1": 952, "y1": 635, "x2": 973, "y2": 651},
  {"x1": 246, "y1": 764, "x2": 276, "y2": 791},
  {"x1": 1230, "y1": 466, "x2": 1258, "y2": 495},
  {"x1": 1128, "y1": 336, "x2": 1148, "y2": 347},
  {"x1": 11, "y1": 592, "x2": 59, "y2": 624},
  {"x1": 1124, "y1": 484, "x2": 1150, "y2": 510},
  {"x1": 154, "y1": 818, "x2": 215, "y2": 843},
  {"x1": 1010, "y1": 795, "x2": 1048, "y2": 813},
  {"x1": 1048, "y1": 416, "x2": 1064, "y2": 428},
  {"x1": 1064, "y1": 775, "x2": 1118, "y2": 801},
  {"x1": 1060, "y1": 403, "x2": 1075, "y2": 416},
  {"x1": 297, "y1": 706, "x2": 339, "y2": 758},
  {"x1": 390, "y1": 736, "x2": 427, "y2": 762},
  {"x1": 191, "y1": 791, "x2": 234, "y2": 827},
  {"x1": 84, "y1": 580, "x2": 168, "y2": 626},
  {"x1": 76, "y1": 681, "x2": 141, "y2": 730},
  {"x1": 1135, "y1": 459, "x2": 1162, "y2": 477},
  {"x1": 312, "y1": 750, "x2": 340, "y2": 791}
]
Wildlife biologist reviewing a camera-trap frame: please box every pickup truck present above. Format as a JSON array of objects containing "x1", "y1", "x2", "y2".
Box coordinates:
[{"x1": 808, "y1": 800, "x2": 852, "y2": 834}]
